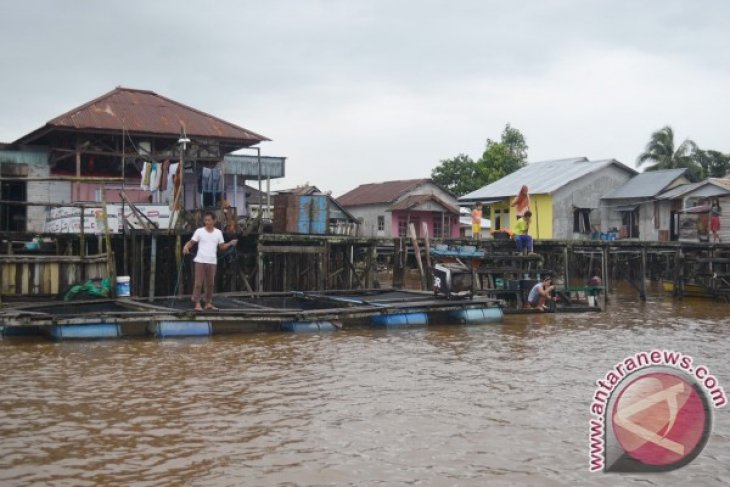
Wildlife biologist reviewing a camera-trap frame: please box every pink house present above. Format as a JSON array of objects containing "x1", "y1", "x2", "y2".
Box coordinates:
[{"x1": 337, "y1": 179, "x2": 460, "y2": 238}]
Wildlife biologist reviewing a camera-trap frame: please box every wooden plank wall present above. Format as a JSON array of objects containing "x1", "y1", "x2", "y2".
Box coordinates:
[{"x1": 0, "y1": 255, "x2": 108, "y2": 297}]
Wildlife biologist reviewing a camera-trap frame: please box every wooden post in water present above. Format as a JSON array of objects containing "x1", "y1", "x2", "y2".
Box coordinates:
[
  {"x1": 100, "y1": 184, "x2": 116, "y2": 297},
  {"x1": 348, "y1": 244, "x2": 354, "y2": 289},
  {"x1": 563, "y1": 245, "x2": 570, "y2": 290},
  {"x1": 370, "y1": 243, "x2": 378, "y2": 288},
  {"x1": 409, "y1": 223, "x2": 426, "y2": 290},
  {"x1": 422, "y1": 222, "x2": 432, "y2": 286},
  {"x1": 139, "y1": 235, "x2": 145, "y2": 297},
  {"x1": 148, "y1": 235, "x2": 157, "y2": 301},
  {"x1": 122, "y1": 216, "x2": 129, "y2": 277},
  {"x1": 639, "y1": 247, "x2": 647, "y2": 301},
  {"x1": 79, "y1": 207, "x2": 86, "y2": 282},
  {"x1": 257, "y1": 244, "x2": 264, "y2": 292},
  {"x1": 175, "y1": 235, "x2": 182, "y2": 297},
  {"x1": 318, "y1": 242, "x2": 325, "y2": 291},
  {"x1": 393, "y1": 238, "x2": 404, "y2": 289},
  {"x1": 602, "y1": 245, "x2": 609, "y2": 307}
]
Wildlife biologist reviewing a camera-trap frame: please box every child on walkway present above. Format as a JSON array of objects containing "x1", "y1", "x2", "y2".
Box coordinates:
[{"x1": 471, "y1": 202, "x2": 483, "y2": 241}]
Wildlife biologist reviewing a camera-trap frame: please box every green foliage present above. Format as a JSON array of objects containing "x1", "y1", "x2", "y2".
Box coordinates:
[
  {"x1": 430, "y1": 124, "x2": 529, "y2": 196},
  {"x1": 695, "y1": 149, "x2": 730, "y2": 179},
  {"x1": 475, "y1": 123, "x2": 529, "y2": 185},
  {"x1": 637, "y1": 126, "x2": 701, "y2": 181},
  {"x1": 430, "y1": 153, "x2": 480, "y2": 196},
  {"x1": 637, "y1": 126, "x2": 730, "y2": 182}
]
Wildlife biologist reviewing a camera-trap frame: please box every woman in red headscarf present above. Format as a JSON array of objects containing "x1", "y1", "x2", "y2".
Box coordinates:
[{"x1": 511, "y1": 185, "x2": 530, "y2": 217}]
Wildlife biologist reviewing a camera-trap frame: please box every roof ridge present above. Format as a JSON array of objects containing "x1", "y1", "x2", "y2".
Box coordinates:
[
  {"x1": 47, "y1": 87, "x2": 126, "y2": 126},
  {"x1": 149, "y1": 90, "x2": 270, "y2": 141}
]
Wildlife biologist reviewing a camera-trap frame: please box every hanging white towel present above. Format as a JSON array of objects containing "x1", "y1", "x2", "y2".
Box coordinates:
[
  {"x1": 149, "y1": 162, "x2": 162, "y2": 191},
  {"x1": 140, "y1": 162, "x2": 150, "y2": 190}
]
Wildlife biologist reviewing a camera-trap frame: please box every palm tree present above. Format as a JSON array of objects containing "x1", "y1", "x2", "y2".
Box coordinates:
[{"x1": 637, "y1": 126, "x2": 700, "y2": 180}]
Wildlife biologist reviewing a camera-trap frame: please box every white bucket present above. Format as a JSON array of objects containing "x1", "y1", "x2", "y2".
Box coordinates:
[
  {"x1": 116, "y1": 276, "x2": 131, "y2": 297},
  {"x1": 588, "y1": 295, "x2": 596, "y2": 307}
]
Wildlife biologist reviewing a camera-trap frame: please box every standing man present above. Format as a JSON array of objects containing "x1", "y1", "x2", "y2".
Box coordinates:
[
  {"x1": 471, "y1": 202, "x2": 483, "y2": 241},
  {"x1": 514, "y1": 210, "x2": 534, "y2": 254},
  {"x1": 183, "y1": 212, "x2": 238, "y2": 311}
]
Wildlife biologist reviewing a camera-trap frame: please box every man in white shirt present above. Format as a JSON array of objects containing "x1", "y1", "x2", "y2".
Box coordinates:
[{"x1": 183, "y1": 212, "x2": 238, "y2": 311}]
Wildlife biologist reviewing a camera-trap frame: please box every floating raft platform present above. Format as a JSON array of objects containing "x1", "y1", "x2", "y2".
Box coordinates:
[{"x1": 0, "y1": 289, "x2": 504, "y2": 339}]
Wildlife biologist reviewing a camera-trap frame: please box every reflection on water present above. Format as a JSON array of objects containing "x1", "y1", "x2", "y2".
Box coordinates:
[{"x1": 0, "y1": 284, "x2": 728, "y2": 486}]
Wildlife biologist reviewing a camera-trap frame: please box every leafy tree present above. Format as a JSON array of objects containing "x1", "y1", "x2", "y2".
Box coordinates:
[
  {"x1": 637, "y1": 126, "x2": 701, "y2": 181},
  {"x1": 694, "y1": 149, "x2": 730, "y2": 179},
  {"x1": 475, "y1": 123, "x2": 529, "y2": 185},
  {"x1": 430, "y1": 124, "x2": 528, "y2": 195},
  {"x1": 430, "y1": 153, "x2": 479, "y2": 196}
]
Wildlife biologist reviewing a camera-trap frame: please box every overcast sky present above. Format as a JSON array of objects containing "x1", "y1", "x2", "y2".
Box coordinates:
[{"x1": 1, "y1": 1, "x2": 728, "y2": 196}]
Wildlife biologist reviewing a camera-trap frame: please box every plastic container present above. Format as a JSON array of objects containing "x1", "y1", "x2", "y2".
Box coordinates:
[
  {"x1": 116, "y1": 276, "x2": 131, "y2": 297},
  {"x1": 50, "y1": 324, "x2": 121, "y2": 339},
  {"x1": 281, "y1": 321, "x2": 337, "y2": 332},
  {"x1": 370, "y1": 312, "x2": 428, "y2": 327},
  {"x1": 150, "y1": 321, "x2": 212, "y2": 337},
  {"x1": 449, "y1": 307, "x2": 503, "y2": 324}
]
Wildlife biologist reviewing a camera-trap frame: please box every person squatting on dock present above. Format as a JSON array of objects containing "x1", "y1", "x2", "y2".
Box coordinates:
[
  {"x1": 183, "y1": 212, "x2": 238, "y2": 311},
  {"x1": 527, "y1": 275, "x2": 555, "y2": 311},
  {"x1": 514, "y1": 210, "x2": 534, "y2": 254}
]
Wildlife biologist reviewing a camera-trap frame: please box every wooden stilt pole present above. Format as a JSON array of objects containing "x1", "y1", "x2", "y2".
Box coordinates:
[
  {"x1": 602, "y1": 245, "x2": 609, "y2": 307},
  {"x1": 148, "y1": 235, "x2": 157, "y2": 301},
  {"x1": 639, "y1": 247, "x2": 647, "y2": 301},
  {"x1": 409, "y1": 223, "x2": 426, "y2": 290}
]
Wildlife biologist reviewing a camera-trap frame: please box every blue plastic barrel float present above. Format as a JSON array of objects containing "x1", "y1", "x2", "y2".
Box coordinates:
[
  {"x1": 448, "y1": 307, "x2": 503, "y2": 325},
  {"x1": 49, "y1": 323, "x2": 121, "y2": 339},
  {"x1": 281, "y1": 321, "x2": 338, "y2": 332},
  {"x1": 150, "y1": 321, "x2": 212, "y2": 338},
  {"x1": 370, "y1": 312, "x2": 429, "y2": 328}
]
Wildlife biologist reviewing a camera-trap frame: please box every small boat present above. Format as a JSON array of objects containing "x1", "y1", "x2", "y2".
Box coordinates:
[{"x1": 661, "y1": 280, "x2": 714, "y2": 298}]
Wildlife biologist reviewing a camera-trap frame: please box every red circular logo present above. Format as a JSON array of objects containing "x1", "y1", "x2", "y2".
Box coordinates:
[{"x1": 611, "y1": 372, "x2": 708, "y2": 467}]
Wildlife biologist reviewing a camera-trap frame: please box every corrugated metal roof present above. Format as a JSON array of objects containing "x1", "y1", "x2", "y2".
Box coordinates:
[
  {"x1": 223, "y1": 154, "x2": 286, "y2": 179},
  {"x1": 388, "y1": 194, "x2": 459, "y2": 215},
  {"x1": 15, "y1": 87, "x2": 269, "y2": 145},
  {"x1": 603, "y1": 169, "x2": 687, "y2": 199},
  {"x1": 459, "y1": 158, "x2": 636, "y2": 202},
  {"x1": 337, "y1": 179, "x2": 431, "y2": 206},
  {"x1": 657, "y1": 178, "x2": 730, "y2": 200}
]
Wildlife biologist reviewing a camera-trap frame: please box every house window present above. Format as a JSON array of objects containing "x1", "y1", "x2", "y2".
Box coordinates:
[
  {"x1": 433, "y1": 218, "x2": 443, "y2": 238},
  {"x1": 573, "y1": 208, "x2": 592, "y2": 234},
  {"x1": 377, "y1": 215, "x2": 385, "y2": 231},
  {"x1": 398, "y1": 218, "x2": 408, "y2": 237}
]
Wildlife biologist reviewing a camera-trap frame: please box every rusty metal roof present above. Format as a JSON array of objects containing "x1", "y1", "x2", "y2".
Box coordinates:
[
  {"x1": 14, "y1": 87, "x2": 269, "y2": 146},
  {"x1": 337, "y1": 179, "x2": 431, "y2": 206},
  {"x1": 388, "y1": 194, "x2": 459, "y2": 215}
]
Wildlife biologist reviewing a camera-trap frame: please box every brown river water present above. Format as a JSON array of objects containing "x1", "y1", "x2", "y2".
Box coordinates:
[{"x1": 0, "y1": 283, "x2": 728, "y2": 486}]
